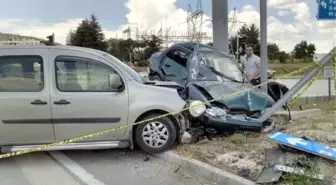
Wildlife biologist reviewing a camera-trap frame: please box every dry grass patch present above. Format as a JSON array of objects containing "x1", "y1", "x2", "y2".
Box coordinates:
[{"x1": 175, "y1": 105, "x2": 336, "y2": 183}]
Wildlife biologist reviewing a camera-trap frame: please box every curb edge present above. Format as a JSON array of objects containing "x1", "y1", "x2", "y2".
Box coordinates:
[{"x1": 155, "y1": 151, "x2": 256, "y2": 185}]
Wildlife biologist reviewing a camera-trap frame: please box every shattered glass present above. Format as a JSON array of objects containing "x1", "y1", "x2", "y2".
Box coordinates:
[{"x1": 186, "y1": 49, "x2": 246, "y2": 83}]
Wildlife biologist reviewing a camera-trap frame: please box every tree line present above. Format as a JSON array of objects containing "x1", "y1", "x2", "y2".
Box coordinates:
[
  {"x1": 225, "y1": 24, "x2": 317, "y2": 63},
  {"x1": 67, "y1": 14, "x2": 317, "y2": 65},
  {"x1": 66, "y1": 14, "x2": 163, "y2": 66}
]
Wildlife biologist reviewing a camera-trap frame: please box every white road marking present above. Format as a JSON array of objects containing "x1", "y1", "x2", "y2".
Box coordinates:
[
  {"x1": 286, "y1": 138, "x2": 308, "y2": 146},
  {"x1": 269, "y1": 132, "x2": 281, "y2": 139},
  {"x1": 49, "y1": 151, "x2": 106, "y2": 185},
  {"x1": 15, "y1": 152, "x2": 80, "y2": 185}
]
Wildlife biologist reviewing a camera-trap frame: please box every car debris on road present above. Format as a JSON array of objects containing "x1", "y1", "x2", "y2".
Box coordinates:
[{"x1": 254, "y1": 131, "x2": 336, "y2": 184}]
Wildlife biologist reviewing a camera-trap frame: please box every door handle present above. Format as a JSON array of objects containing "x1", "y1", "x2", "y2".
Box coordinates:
[
  {"x1": 164, "y1": 64, "x2": 171, "y2": 67},
  {"x1": 31, "y1": 100, "x2": 48, "y2": 105},
  {"x1": 54, "y1": 99, "x2": 71, "y2": 105}
]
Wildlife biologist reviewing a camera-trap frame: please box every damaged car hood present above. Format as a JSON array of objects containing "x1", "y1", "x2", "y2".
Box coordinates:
[
  {"x1": 191, "y1": 81, "x2": 274, "y2": 111},
  {"x1": 145, "y1": 80, "x2": 184, "y2": 90}
]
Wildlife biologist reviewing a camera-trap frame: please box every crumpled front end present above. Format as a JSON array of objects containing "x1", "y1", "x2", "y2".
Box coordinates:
[
  {"x1": 191, "y1": 81, "x2": 275, "y2": 114},
  {"x1": 220, "y1": 90, "x2": 275, "y2": 114},
  {"x1": 189, "y1": 81, "x2": 275, "y2": 132},
  {"x1": 205, "y1": 92, "x2": 274, "y2": 131}
]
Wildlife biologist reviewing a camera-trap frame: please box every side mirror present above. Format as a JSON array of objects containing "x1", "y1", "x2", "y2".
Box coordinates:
[{"x1": 108, "y1": 74, "x2": 122, "y2": 89}]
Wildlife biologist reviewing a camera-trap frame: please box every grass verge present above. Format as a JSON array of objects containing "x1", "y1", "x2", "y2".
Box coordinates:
[{"x1": 175, "y1": 100, "x2": 336, "y2": 183}]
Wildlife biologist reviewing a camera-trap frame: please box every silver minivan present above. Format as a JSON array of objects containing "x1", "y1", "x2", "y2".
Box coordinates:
[{"x1": 0, "y1": 44, "x2": 201, "y2": 154}]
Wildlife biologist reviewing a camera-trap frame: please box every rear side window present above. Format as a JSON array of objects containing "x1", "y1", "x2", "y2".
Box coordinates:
[
  {"x1": 0, "y1": 55, "x2": 44, "y2": 92},
  {"x1": 165, "y1": 49, "x2": 188, "y2": 67},
  {"x1": 55, "y1": 56, "x2": 122, "y2": 92}
]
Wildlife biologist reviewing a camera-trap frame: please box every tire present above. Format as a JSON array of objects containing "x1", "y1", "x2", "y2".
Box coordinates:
[
  {"x1": 135, "y1": 114, "x2": 177, "y2": 153},
  {"x1": 149, "y1": 74, "x2": 162, "y2": 81}
]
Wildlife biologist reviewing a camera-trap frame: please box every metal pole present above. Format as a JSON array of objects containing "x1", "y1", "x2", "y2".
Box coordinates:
[
  {"x1": 260, "y1": 0, "x2": 268, "y2": 93},
  {"x1": 212, "y1": 0, "x2": 229, "y2": 53},
  {"x1": 236, "y1": 36, "x2": 239, "y2": 60},
  {"x1": 258, "y1": 47, "x2": 336, "y2": 122},
  {"x1": 328, "y1": 77, "x2": 331, "y2": 100}
]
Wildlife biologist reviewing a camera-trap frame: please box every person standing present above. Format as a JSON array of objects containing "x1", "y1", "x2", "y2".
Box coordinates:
[{"x1": 242, "y1": 45, "x2": 261, "y2": 85}]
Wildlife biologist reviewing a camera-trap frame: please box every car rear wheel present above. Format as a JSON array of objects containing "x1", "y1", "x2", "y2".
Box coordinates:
[
  {"x1": 135, "y1": 114, "x2": 176, "y2": 153},
  {"x1": 149, "y1": 74, "x2": 162, "y2": 81}
]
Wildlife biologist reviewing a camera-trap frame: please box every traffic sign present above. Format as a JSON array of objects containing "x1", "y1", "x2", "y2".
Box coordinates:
[
  {"x1": 324, "y1": 66, "x2": 334, "y2": 78},
  {"x1": 268, "y1": 132, "x2": 336, "y2": 161},
  {"x1": 317, "y1": 0, "x2": 336, "y2": 20}
]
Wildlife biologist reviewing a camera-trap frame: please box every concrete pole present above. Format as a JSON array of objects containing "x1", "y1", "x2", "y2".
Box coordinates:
[
  {"x1": 260, "y1": 0, "x2": 268, "y2": 93},
  {"x1": 212, "y1": 0, "x2": 229, "y2": 53},
  {"x1": 236, "y1": 36, "x2": 239, "y2": 59},
  {"x1": 258, "y1": 47, "x2": 336, "y2": 122}
]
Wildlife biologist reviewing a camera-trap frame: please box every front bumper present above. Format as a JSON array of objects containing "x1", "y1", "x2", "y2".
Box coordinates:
[{"x1": 200, "y1": 113, "x2": 264, "y2": 132}]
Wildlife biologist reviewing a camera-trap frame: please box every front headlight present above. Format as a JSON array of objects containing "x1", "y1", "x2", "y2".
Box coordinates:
[
  {"x1": 189, "y1": 100, "x2": 206, "y2": 117},
  {"x1": 205, "y1": 107, "x2": 227, "y2": 118}
]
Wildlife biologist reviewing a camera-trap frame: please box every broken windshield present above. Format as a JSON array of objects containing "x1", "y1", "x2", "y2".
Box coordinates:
[{"x1": 187, "y1": 50, "x2": 245, "y2": 82}]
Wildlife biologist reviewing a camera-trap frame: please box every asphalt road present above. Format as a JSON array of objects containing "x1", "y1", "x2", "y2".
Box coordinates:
[{"x1": 0, "y1": 149, "x2": 215, "y2": 185}]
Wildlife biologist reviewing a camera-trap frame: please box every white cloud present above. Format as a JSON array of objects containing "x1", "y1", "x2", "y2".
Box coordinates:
[
  {"x1": 230, "y1": 4, "x2": 334, "y2": 53},
  {"x1": 123, "y1": 0, "x2": 212, "y2": 41},
  {"x1": 0, "y1": 0, "x2": 334, "y2": 54},
  {"x1": 0, "y1": 19, "x2": 83, "y2": 44},
  {"x1": 291, "y1": 2, "x2": 311, "y2": 25},
  {"x1": 269, "y1": 0, "x2": 311, "y2": 26},
  {"x1": 278, "y1": 10, "x2": 290, "y2": 16},
  {"x1": 1, "y1": 0, "x2": 211, "y2": 45},
  {"x1": 268, "y1": 0, "x2": 297, "y2": 9}
]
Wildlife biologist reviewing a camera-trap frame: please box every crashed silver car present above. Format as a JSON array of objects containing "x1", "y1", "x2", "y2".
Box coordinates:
[
  {"x1": 0, "y1": 44, "x2": 206, "y2": 156},
  {"x1": 148, "y1": 42, "x2": 289, "y2": 132}
]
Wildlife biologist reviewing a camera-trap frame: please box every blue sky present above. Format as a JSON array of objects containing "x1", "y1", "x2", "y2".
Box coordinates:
[
  {"x1": 0, "y1": 0, "x2": 318, "y2": 29},
  {"x1": 0, "y1": 0, "x2": 334, "y2": 53}
]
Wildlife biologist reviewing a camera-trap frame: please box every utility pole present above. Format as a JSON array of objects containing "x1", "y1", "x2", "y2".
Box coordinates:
[
  {"x1": 236, "y1": 36, "x2": 239, "y2": 60},
  {"x1": 260, "y1": 0, "x2": 268, "y2": 93},
  {"x1": 212, "y1": 0, "x2": 229, "y2": 53}
]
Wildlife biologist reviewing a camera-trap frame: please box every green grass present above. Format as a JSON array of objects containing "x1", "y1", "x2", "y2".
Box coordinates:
[
  {"x1": 224, "y1": 133, "x2": 248, "y2": 145},
  {"x1": 269, "y1": 63, "x2": 314, "y2": 77},
  {"x1": 281, "y1": 160, "x2": 324, "y2": 185},
  {"x1": 0, "y1": 32, "x2": 41, "y2": 41},
  {"x1": 289, "y1": 97, "x2": 336, "y2": 111}
]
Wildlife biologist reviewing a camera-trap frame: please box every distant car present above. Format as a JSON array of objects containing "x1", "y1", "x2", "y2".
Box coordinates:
[
  {"x1": 148, "y1": 42, "x2": 289, "y2": 132},
  {"x1": 0, "y1": 44, "x2": 205, "y2": 154}
]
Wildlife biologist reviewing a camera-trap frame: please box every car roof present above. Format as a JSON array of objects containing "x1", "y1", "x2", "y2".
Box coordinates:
[
  {"x1": 171, "y1": 42, "x2": 233, "y2": 58},
  {"x1": 173, "y1": 42, "x2": 215, "y2": 51},
  {"x1": 0, "y1": 44, "x2": 107, "y2": 57}
]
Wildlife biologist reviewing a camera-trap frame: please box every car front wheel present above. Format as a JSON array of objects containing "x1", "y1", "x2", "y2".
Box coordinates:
[{"x1": 135, "y1": 114, "x2": 177, "y2": 153}]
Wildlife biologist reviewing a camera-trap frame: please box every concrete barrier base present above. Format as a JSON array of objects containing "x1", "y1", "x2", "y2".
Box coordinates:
[{"x1": 155, "y1": 151, "x2": 256, "y2": 185}]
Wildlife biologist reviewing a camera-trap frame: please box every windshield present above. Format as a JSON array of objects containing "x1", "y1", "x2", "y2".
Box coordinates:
[
  {"x1": 103, "y1": 53, "x2": 144, "y2": 83},
  {"x1": 187, "y1": 50, "x2": 245, "y2": 82}
]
